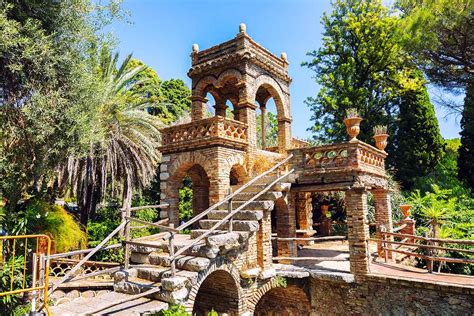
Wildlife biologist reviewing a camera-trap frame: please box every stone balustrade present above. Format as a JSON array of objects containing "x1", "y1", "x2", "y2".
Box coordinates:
[
  {"x1": 289, "y1": 140, "x2": 387, "y2": 179},
  {"x1": 160, "y1": 116, "x2": 248, "y2": 154}
]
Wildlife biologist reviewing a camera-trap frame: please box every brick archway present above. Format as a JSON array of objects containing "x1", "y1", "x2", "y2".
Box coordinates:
[
  {"x1": 250, "y1": 281, "x2": 311, "y2": 316},
  {"x1": 186, "y1": 259, "x2": 243, "y2": 315}
]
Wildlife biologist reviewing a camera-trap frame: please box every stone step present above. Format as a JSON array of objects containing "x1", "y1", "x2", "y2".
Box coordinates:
[
  {"x1": 49, "y1": 291, "x2": 168, "y2": 315},
  {"x1": 233, "y1": 191, "x2": 283, "y2": 201},
  {"x1": 199, "y1": 219, "x2": 259, "y2": 232},
  {"x1": 149, "y1": 252, "x2": 211, "y2": 272},
  {"x1": 134, "y1": 266, "x2": 199, "y2": 286},
  {"x1": 190, "y1": 229, "x2": 227, "y2": 239},
  {"x1": 232, "y1": 181, "x2": 291, "y2": 193},
  {"x1": 114, "y1": 276, "x2": 160, "y2": 295},
  {"x1": 208, "y1": 209, "x2": 264, "y2": 221},
  {"x1": 217, "y1": 200, "x2": 274, "y2": 211}
]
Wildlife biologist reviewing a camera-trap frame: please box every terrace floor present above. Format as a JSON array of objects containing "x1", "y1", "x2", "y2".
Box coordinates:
[{"x1": 293, "y1": 240, "x2": 474, "y2": 287}]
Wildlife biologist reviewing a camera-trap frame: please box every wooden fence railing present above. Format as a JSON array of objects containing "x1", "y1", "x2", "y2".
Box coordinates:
[{"x1": 372, "y1": 232, "x2": 474, "y2": 273}]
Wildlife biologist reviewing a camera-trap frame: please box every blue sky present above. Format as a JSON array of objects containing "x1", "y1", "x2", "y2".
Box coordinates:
[{"x1": 109, "y1": 0, "x2": 461, "y2": 140}]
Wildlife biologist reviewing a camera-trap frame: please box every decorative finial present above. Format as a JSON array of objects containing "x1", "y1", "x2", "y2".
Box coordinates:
[
  {"x1": 281, "y1": 52, "x2": 287, "y2": 61},
  {"x1": 192, "y1": 43, "x2": 199, "y2": 53},
  {"x1": 239, "y1": 23, "x2": 246, "y2": 34}
]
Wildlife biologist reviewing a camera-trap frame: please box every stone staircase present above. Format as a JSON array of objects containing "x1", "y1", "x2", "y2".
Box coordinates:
[{"x1": 50, "y1": 166, "x2": 293, "y2": 315}]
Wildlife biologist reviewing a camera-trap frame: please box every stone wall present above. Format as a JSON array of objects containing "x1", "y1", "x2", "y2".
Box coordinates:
[{"x1": 310, "y1": 275, "x2": 473, "y2": 315}]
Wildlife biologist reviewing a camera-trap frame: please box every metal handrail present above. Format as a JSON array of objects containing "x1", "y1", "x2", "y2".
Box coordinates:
[
  {"x1": 49, "y1": 220, "x2": 127, "y2": 294},
  {"x1": 168, "y1": 168, "x2": 295, "y2": 272},
  {"x1": 171, "y1": 154, "x2": 294, "y2": 234}
]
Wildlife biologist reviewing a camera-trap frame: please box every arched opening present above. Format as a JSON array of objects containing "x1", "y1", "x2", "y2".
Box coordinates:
[
  {"x1": 229, "y1": 164, "x2": 246, "y2": 186},
  {"x1": 254, "y1": 285, "x2": 311, "y2": 315},
  {"x1": 254, "y1": 82, "x2": 288, "y2": 152},
  {"x1": 192, "y1": 270, "x2": 240, "y2": 316},
  {"x1": 177, "y1": 164, "x2": 210, "y2": 224}
]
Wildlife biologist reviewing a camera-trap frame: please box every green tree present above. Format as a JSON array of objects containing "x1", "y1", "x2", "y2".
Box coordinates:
[
  {"x1": 160, "y1": 79, "x2": 191, "y2": 120},
  {"x1": 302, "y1": 0, "x2": 408, "y2": 147},
  {"x1": 256, "y1": 111, "x2": 278, "y2": 149},
  {"x1": 393, "y1": 70, "x2": 444, "y2": 189},
  {"x1": 396, "y1": 0, "x2": 474, "y2": 190},
  {"x1": 61, "y1": 51, "x2": 163, "y2": 224},
  {"x1": 0, "y1": 1, "x2": 121, "y2": 210},
  {"x1": 458, "y1": 83, "x2": 474, "y2": 190},
  {"x1": 125, "y1": 58, "x2": 174, "y2": 123}
]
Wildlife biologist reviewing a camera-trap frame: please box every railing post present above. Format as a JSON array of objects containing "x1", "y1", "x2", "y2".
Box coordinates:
[
  {"x1": 124, "y1": 207, "x2": 131, "y2": 270},
  {"x1": 228, "y1": 187, "x2": 233, "y2": 233},
  {"x1": 169, "y1": 228, "x2": 176, "y2": 277},
  {"x1": 427, "y1": 239, "x2": 433, "y2": 273}
]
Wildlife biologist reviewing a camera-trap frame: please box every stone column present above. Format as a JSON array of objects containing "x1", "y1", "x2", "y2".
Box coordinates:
[
  {"x1": 277, "y1": 117, "x2": 292, "y2": 153},
  {"x1": 345, "y1": 189, "x2": 370, "y2": 278},
  {"x1": 257, "y1": 209, "x2": 273, "y2": 271},
  {"x1": 373, "y1": 189, "x2": 393, "y2": 257},
  {"x1": 237, "y1": 101, "x2": 257, "y2": 152},
  {"x1": 191, "y1": 95, "x2": 207, "y2": 121},
  {"x1": 276, "y1": 193, "x2": 297, "y2": 261},
  {"x1": 214, "y1": 100, "x2": 228, "y2": 117},
  {"x1": 296, "y1": 192, "x2": 313, "y2": 244},
  {"x1": 159, "y1": 155, "x2": 180, "y2": 226},
  {"x1": 260, "y1": 105, "x2": 266, "y2": 149}
]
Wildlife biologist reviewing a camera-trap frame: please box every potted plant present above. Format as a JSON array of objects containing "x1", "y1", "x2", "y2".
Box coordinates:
[
  {"x1": 343, "y1": 108, "x2": 363, "y2": 141},
  {"x1": 373, "y1": 125, "x2": 389, "y2": 151}
]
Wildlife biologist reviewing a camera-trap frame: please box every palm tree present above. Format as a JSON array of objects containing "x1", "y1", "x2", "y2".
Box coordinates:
[{"x1": 60, "y1": 50, "x2": 163, "y2": 225}]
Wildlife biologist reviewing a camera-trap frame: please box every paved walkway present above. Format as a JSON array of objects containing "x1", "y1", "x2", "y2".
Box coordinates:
[{"x1": 296, "y1": 240, "x2": 474, "y2": 287}]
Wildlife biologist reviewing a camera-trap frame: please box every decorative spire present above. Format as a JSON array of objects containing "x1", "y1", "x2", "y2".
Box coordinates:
[
  {"x1": 281, "y1": 52, "x2": 287, "y2": 61},
  {"x1": 239, "y1": 23, "x2": 246, "y2": 34},
  {"x1": 192, "y1": 43, "x2": 199, "y2": 53}
]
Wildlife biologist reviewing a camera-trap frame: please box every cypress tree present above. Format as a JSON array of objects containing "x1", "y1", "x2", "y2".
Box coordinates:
[
  {"x1": 458, "y1": 82, "x2": 474, "y2": 191},
  {"x1": 394, "y1": 71, "x2": 444, "y2": 189}
]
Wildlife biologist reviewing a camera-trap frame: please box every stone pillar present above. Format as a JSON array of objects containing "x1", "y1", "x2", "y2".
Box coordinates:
[
  {"x1": 191, "y1": 95, "x2": 207, "y2": 121},
  {"x1": 257, "y1": 209, "x2": 273, "y2": 270},
  {"x1": 261, "y1": 105, "x2": 266, "y2": 149},
  {"x1": 276, "y1": 194, "x2": 297, "y2": 261},
  {"x1": 296, "y1": 192, "x2": 313, "y2": 244},
  {"x1": 159, "y1": 155, "x2": 180, "y2": 226},
  {"x1": 277, "y1": 118, "x2": 292, "y2": 153},
  {"x1": 345, "y1": 189, "x2": 370, "y2": 278},
  {"x1": 373, "y1": 189, "x2": 393, "y2": 256},
  {"x1": 214, "y1": 100, "x2": 227, "y2": 117}
]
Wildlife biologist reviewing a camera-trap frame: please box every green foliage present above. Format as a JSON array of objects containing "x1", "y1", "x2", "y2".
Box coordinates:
[
  {"x1": 302, "y1": 0, "x2": 409, "y2": 146},
  {"x1": 412, "y1": 139, "x2": 469, "y2": 196},
  {"x1": 178, "y1": 177, "x2": 193, "y2": 223},
  {"x1": 458, "y1": 83, "x2": 474, "y2": 191},
  {"x1": 126, "y1": 58, "x2": 175, "y2": 124},
  {"x1": 0, "y1": 0, "x2": 123, "y2": 211},
  {"x1": 0, "y1": 256, "x2": 30, "y2": 315},
  {"x1": 256, "y1": 111, "x2": 278, "y2": 149},
  {"x1": 62, "y1": 49, "x2": 164, "y2": 224},
  {"x1": 393, "y1": 70, "x2": 444, "y2": 189},
  {"x1": 406, "y1": 184, "x2": 473, "y2": 274},
  {"x1": 156, "y1": 304, "x2": 188, "y2": 316},
  {"x1": 273, "y1": 275, "x2": 288, "y2": 288},
  {"x1": 397, "y1": 0, "x2": 473, "y2": 90},
  {"x1": 1, "y1": 200, "x2": 86, "y2": 253},
  {"x1": 160, "y1": 79, "x2": 192, "y2": 120}
]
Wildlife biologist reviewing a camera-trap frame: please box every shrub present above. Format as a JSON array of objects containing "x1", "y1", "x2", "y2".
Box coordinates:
[
  {"x1": 0, "y1": 256, "x2": 30, "y2": 315},
  {"x1": 6, "y1": 200, "x2": 87, "y2": 253}
]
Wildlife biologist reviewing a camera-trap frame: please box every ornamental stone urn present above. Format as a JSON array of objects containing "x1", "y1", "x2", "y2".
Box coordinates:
[
  {"x1": 373, "y1": 133, "x2": 389, "y2": 151},
  {"x1": 343, "y1": 117, "x2": 363, "y2": 141},
  {"x1": 400, "y1": 204, "x2": 412, "y2": 218}
]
